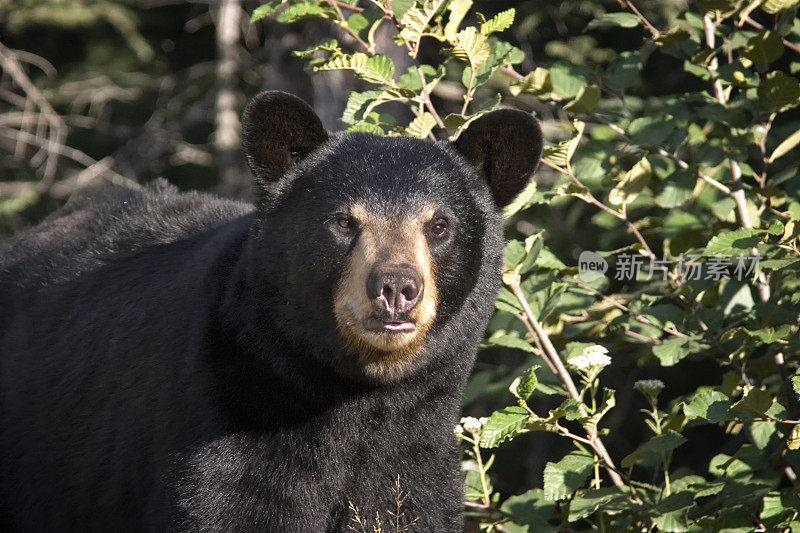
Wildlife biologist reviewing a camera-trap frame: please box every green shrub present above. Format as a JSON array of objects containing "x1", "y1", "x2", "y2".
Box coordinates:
[{"x1": 255, "y1": 1, "x2": 800, "y2": 530}]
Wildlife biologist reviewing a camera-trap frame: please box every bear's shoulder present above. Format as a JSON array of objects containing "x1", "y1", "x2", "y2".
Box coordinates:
[{"x1": 0, "y1": 179, "x2": 253, "y2": 288}]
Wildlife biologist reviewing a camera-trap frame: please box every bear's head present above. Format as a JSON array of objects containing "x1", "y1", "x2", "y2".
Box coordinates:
[{"x1": 241, "y1": 91, "x2": 542, "y2": 383}]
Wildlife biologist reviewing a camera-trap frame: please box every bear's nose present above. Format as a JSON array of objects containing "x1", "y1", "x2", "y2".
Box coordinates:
[{"x1": 366, "y1": 265, "x2": 423, "y2": 315}]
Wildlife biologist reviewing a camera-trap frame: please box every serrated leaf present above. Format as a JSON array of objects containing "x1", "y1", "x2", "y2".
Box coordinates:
[
  {"x1": 480, "y1": 406, "x2": 531, "y2": 448},
  {"x1": 730, "y1": 387, "x2": 773, "y2": 416},
  {"x1": 568, "y1": 487, "x2": 633, "y2": 522},
  {"x1": 276, "y1": 1, "x2": 335, "y2": 22},
  {"x1": 292, "y1": 39, "x2": 341, "y2": 57},
  {"x1": 404, "y1": 112, "x2": 437, "y2": 138},
  {"x1": 792, "y1": 370, "x2": 800, "y2": 398},
  {"x1": 315, "y1": 53, "x2": 396, "y2": 85},
  {"x1": 683, "y1": 389, "x2": 732, "y2": 422},
  {"x1": 609, "y1": 157, "x2": 651, "y2": 206},
  {"x1": 480, "y1": 8, "x2": 515, "y2": 35},
  {"x1": 444, "y1": 0, "x2": 472, "y2": 41},
  {"x1": 542, "y1": 120, "x2": 584, "y2": 168},
  {"x1": 652, "y1": 338, "x2": 690, "y2": 366},
  {"x1": 621, "y1": 431, "x2": 687, "y2": 468},
  {"x1": 251, "y1": 0, "x2": 284, "y2": 22},
  {"x1": 347, "y1": 122, "x2": 385, "y2": 134},
  {"x1": 399, "y1": 0, "x2": 446, "y2": 50},
  {"x1": 703, "y1": 227, "x2": 761, "y2": 256},
  {"x1": 543, "y1": 451, "x2": 595, "y2": 500},
  {"x1": 444, "y1": 27, "x2": 490, "y2": 69},
  {"x1": 342, "y1": 89, "x2": 407, "y2": 124},
  {"x1": 586, "y1": 12, "x2": 640, "y2": 30},
  {"x1": 510, "y1": 365, "x2": 540, "y2": 401}
]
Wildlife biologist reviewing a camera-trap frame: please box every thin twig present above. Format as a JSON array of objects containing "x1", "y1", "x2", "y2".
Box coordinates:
[{"x1": 508, "y1": 279, "x2": 625, "y2": 488}]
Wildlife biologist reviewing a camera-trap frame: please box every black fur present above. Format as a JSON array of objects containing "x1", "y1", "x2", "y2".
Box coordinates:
[{"x1": 0, "y1": 92, "x2": 542, "y2": 531}]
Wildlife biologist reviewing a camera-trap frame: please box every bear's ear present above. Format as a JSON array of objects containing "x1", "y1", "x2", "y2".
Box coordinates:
[
  {"x1": 452, "y1": 109, "x2": 543, "y2": 208},
  {"x1": 241, "y1": 91, "x2": 328, "y2": 189}
]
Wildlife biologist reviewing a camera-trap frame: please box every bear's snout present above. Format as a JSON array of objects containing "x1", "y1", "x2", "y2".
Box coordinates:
[{"x1": 366, "y1": 264, "x2": 423, "y2": 317}]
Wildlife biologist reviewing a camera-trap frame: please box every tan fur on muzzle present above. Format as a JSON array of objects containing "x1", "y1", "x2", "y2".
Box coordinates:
[{"x1": 333, "y1": 203, "x2": 438, "y2": 378}]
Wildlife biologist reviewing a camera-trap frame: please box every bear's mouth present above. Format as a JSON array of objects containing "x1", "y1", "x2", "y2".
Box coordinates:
[{"x1": 363, "y1": 317, "x2": 416, "y2": 334}]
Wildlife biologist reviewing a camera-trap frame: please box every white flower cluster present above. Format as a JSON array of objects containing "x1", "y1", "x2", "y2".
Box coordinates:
[
  {"x1": 634, "y1": 379, "x2": 665, "y2": 397},
  {"x1": 455, "y1": 416, "x2": 488, "y2": 436},
  {"x1": 568, "y1": 345, "x2": 611, "y2": 371}
]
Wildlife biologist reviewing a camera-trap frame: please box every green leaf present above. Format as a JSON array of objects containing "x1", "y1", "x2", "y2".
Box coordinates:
[
  {"x1": 543, "y1": 451, "x2": 595, "y2": 500},
  {"x1": 342, "y1": 89, "x2": 406, "y2": 124},
  {"x1": 487, "y1": 334, "x2": 535, "y2": 354},
  {"x1": 655, "y1": 26, "x2": 691, "y2": 45},
  {"x1": 292, "y1": 39, "x2": 341, "y2": 58},
  {"x1": 510, "y1": 365, "x2": 540, "y2": 401},
  {"x1": 463, "y1": 468, "x2": 492, "y2": 500},
  {"x1": 404, "y1": 112, "x2": 437, "y2": 138},
  {"x1": 396, "y1": 64, "x2": 444, "y2": 92},
  {"x1": 748, "y1": 420, "x2": 776, "y2": 449},
  {"x1": 251, "y1": 0, "x2": 284, "y2": 22},
  {"x1": 747, "y1": 325, "x2": 792, "y2": 343},
  {"x1": 542, "y1": 120, "x2": 584, "y2": 168},
  {"x1": 480, "y1": 406, "x2": 530, "y2": 448},
  {"x1": 315, "y1": 53, "x2": 396, "y2": 85},
  {"x1": 697, "y1": 0, "x2": 738, "y2": 15},
  {"x1": 629, "y1": 115, "x2": 675, "y2": 146},
  {"x1": 768, "y1": 128, "x2": 800, "y2": 162},
  {"x1": 621, "y1": 431, "x2": 687, "y2": 468},
  {"x1": 444, "y1": 0, "x2": 472, "y2": 41},
  {"x1": 276, "y1": 2, "x2": 335, "y2": 23},
  {"x1": 730, "y1": 387, "x2": 773, "y2": 416},
  {"x1": 758, "y1": 71, "x2": 800, "y2": 112},
  {"x1": 585, "y1": 12, "x2": 641, "y2": 30},
  {"x1": 480, "y1": 8, "x2": 515, "y2": 35},
  {"x1": 761, "y1": 490, "x2": 800, "y2": 529},
  {"x1": 604, "y1": 51, "x2": 642, "y2": 91},
  {"x1": 652, "y1": 491, "x2": 694, "y2": 532},
  {"x1": 652, "y1": 338, "x2": 690, "y2": 366},
  {"x1": 787, "y1": 424, "x2": 800, "y2": 450},
  {"x1": 549, "y1": 61, "x2": 592, "y2": 99},
  {"x1": 743, "y1": 31, "x2": 784, "y2": 64},
  {"x1": 501, "y1": 489, "x2": 556, "y2": 531},
  {"x1": 609, "y1": 157, "x2": 651, "y2": 206},
  {"x1": 509, "y1": 67, "x2": 552, "y2": 96},
  {"x1": 792, "y1": 370, "x2": 800, "y2": 398},
  {"x1": 568, "y1": 487, "x2": 634, "y2": 521},
  {"x1": 762, "y1": 0, "x2": 800, "y2": 13},
  {"x1": 444, "y1": 27, "x2": 490, "y2": 69},
  {"x1": 703, "y1": 228, "x2": 761, "y2": 256},
  {"x1": 391, "y1": 0, "x2": 415, "y2": 19},
  {"x1": 399, "y1": 0, "x2": 447, "y2": 49},
  {"x1": 683, "y1": 389, "x2": 732, "y2": 422},
  {"x1": 563, "y1": 85, "x2": 601, "y2": 113}
]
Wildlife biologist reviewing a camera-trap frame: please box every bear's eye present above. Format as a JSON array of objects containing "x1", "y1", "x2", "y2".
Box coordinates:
[
  {"x1": 430, "y1": 217, "x2": 449, "y2": 237},
  {"x1": 336, "y1": 215, "x2": 355, "y2": 231}
]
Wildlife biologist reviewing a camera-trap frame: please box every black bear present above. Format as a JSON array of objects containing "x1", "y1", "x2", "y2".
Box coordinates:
[{"x1": 0, "y1": 91, "x2": 542, "y2": 531}]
